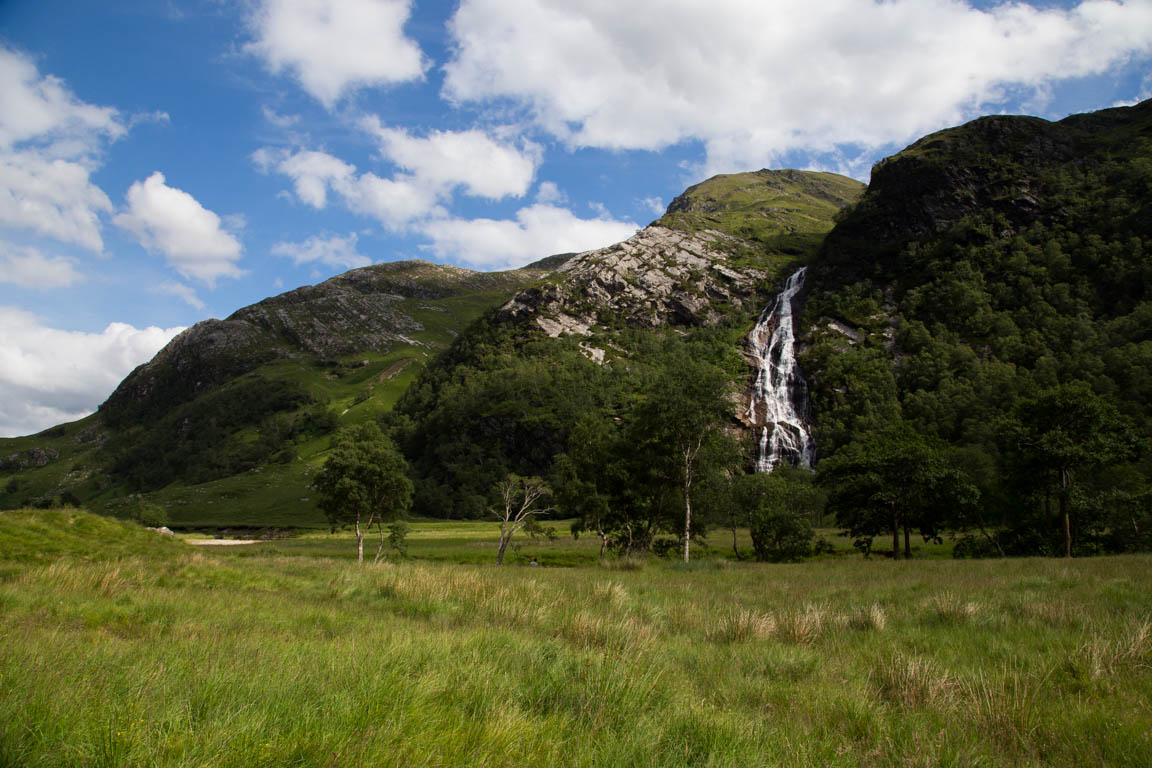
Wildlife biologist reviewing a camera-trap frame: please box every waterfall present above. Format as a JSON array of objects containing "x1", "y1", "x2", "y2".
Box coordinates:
[{"x1": 747, "y1": 267, "x2": 814, "y2": 472}]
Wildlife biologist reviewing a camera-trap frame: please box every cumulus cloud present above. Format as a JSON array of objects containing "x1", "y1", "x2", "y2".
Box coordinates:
[
  {"x1": 0, "y1": 242, "x2": 81, "y2": 288},
  {"x1": 444, "y1": 0, "x2": 1152, "y2": 173},
  {"x1": 535, "y1": 181, "x2": 567, "y2": 205},
  {"x1": 0, "y1": 46, "x2": 123, "y2": 149},
  {"x1": 254, "y1": 146, "x2": 446, "y2": 228},
  {"x1": 0, "y1": 307, "x2": 184, "y2": 437},
  {"x1": 151, "y1": 281, "x2": 206, "y2": 310},
  {"x1": 272, "y1": 232, "x2": 370, "y2": 269},
  {"x1": 114, "y1": 172, "x2": 245, "y2": 285},
  {"x1": 420, "y1": 203, "x2": 637, "y2": 270},
  {"x1": 361, "y1": 118, "x2": 540, "y2": 199},
  {"x1": 0, "y1": 46, "x2": 123, "y2": 251},
  {"x1": 246, "y1": 0, "x2": 425, "y2": 107},
  {"x1": 640, "y1": 197, "x2": 665, "y2": 216}
]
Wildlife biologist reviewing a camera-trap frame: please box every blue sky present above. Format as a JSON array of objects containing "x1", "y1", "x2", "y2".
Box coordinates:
[{"x1": 1, "y1": 0, "x2": 1150, "y2": 436}]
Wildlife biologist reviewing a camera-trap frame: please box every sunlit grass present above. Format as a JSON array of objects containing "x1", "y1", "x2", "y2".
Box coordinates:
[{"x1": 1, "y1": 508, "x2": 1150, "y2": 766}]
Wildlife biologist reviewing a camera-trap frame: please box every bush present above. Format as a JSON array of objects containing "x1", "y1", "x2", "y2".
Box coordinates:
[
  {"x1": 750, "y1": 512, "x2": 814, "y2": 562},
  {"x1": 132, "y1": 499, "x2": 168, "y2": 528}
]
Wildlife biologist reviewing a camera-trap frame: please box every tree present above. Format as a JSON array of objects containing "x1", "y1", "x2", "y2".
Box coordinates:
[
  {"x1": 1004, "y1": 383, "x2": 1137, "y2": 557},
  {"x1": 314, "y1": 423, "x2": 413, "y2": 564},
  {"x1": 737, "y1": 470, "x2": 823, "y2": 562},
  {"x1": 819, "y1": 422, "x2": 977, "y2": 559},
  {"x1": 633, "y1": 340, "x2": 738, "y2": 562},
  {"x1": 494, "y1": 474, "x2": 553, "y2": 565}
]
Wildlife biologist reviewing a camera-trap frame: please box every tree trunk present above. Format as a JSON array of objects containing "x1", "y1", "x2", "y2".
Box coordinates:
[
  {"x1": 374, "y1": 519, "x2": 386, "y2": 564},
  {"x1": 597, "y1": 523, "x2": 607, "y2": 559},
  {"x1": 355, "y1": 514, "x2": 364, "y2": 564},
  {"x1": 682, "y1": 488, "x2": 693, "y2": 563},
  {"x1": 892, "y1": 503, "x2": 900, "y2": 560},
  {"x1": 1061, "y1": 467, "x2": 1072, "y2": 558},
  {"x1": 496, "y1": 519, "x2": 510, "y2": 565},
  {"x1": 682, "y1": 444, "x2": 696, "y2": 563},
  {"x1": 903, "y1": 524, "x2": 911, "y2": 559}
]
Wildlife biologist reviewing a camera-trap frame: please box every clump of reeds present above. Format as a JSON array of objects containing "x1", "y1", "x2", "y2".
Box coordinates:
[
  {"x1": 709, "y1": 608, "x2": 776, "y2": 643},
  {"x1": 872, "y1": 651, "x2": 955, "y2": 707},
  {"x1": 848, "y1": 603, "x2": 887, "y2": 632}
]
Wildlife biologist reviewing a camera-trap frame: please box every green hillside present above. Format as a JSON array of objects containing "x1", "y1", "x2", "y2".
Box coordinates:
[
  {"x1": 801, "y1": 99, "x2": 1152, "y2": 556},
  {"x1": 657, "y1": 168, "x2": 866, "y2": 263},
  {"x1": 0, "y1": 261, "x2": 548, "y2": 527},
  {"x1": 392, "y1": 170, "x2": 864, "y2": 522}
]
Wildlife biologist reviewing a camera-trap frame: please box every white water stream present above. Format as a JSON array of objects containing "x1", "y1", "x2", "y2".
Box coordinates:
[{"x1": 748, "y1": 267, "x2": 814, "y2": 472}]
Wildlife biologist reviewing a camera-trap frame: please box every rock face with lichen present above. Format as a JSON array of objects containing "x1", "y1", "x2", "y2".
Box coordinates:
[{"x1": 498, "y1": 226, "x2": 772, "y2": 337}]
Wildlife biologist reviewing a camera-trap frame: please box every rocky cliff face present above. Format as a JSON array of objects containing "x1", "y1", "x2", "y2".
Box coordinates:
[{"x1": 498, "y1": 225, "x2": 771, "y2": 338}]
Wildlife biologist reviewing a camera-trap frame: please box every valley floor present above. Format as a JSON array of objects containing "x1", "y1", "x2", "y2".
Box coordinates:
[{"x1": 1, "y1": 509, "x2": 1150, "y2": 767}]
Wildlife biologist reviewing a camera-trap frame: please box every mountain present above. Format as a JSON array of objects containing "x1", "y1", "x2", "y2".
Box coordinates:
[
  {"x1": 390, "y1": 170, "x2": 864, "y2": 518},
  {"x1": 0, "y1": 261, "x2": 549, "y2": 526},
  {"x1": 4, "y1": 98, "x2": 1149, "y2": 556},
  {"x1": 0, "y1": 169, "x2": 863, "y2": 526},
  {"x1": 799, "y1": 99, "x2": 1152, "y2": 554}
]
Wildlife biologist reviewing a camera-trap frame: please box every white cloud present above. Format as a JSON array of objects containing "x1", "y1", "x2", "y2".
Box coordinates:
[
  {"x1": 0, "y1": 307, "x2": 184, "y2": 437},
  {"x1": 114, "y1": 172, "x2": 245, "y2": 285},
  {"x1": 256, "y1": 146, "x2": 447, "y2": 228},
  {"x1": 256, "y1": 148, "x2": 354, "y2": 208},
  {"x1": 341, "y1": 170, "x2": 445, "y2": 228},
  {"x1": 421, "y1": 203, "x2": 637, "y2": 270},
  {"x1": 151, "y1": 281, "x2": 206, "y2": 310},
  {"x1": 261, "y1": 106, "x2": 300, "y2": 128},
  {"x1": 0, "y1": 46, "x2": 124, "y2": 251},
  {"x1": 361, "y1": 118, "x2": 540, "y2": 199},
  {"x1": 641, "y1": 197, "x2": 665, "y2": 216},
  {"x1": 272, "y1": 232, "x2": 370, "y2": 269},
  {"x1": 535, "y1": 181, "x2": 567, "y2": 205},
  {"x1": 246, "y1": 0, "x2": 425, "y2": 107},
  {"x1": 0, "y1": 242, "x2": 81, "y2": 289},
  {"x1": 444, "y1": 0, "x2": 1152, "y2": 173},
  {"x1": 0, "y1": 46, "x2": 123, "y2": 149},
  {"x1": 0, "y1": 151, "x2": 113, "y2": 251}
]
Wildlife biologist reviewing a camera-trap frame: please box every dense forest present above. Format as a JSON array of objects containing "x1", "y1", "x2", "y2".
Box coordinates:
[{"x1": 801, "y1": 101, "x2": 1152, "y2": 557}]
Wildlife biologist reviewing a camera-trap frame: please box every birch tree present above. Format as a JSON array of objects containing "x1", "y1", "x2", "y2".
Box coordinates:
[
  {"x1": 494, "y1": 474, "x2": 553, "y2": 564},
  {"x1": 635, "y1": 340, "x2": 736, "y2": 562},
  {"x1": 315, "y1": 423, "x2": 413, "y2": 564}
]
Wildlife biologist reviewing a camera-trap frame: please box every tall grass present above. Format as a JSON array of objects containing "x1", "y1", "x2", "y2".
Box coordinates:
[{"x1": 1, "y1": 509, "x2": 1150, "y2": 766}]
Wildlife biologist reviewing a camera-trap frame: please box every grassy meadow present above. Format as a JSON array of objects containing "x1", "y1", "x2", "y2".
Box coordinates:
[{"x1": 1, "y1": 508, "x2": 1150, "y2": 767}]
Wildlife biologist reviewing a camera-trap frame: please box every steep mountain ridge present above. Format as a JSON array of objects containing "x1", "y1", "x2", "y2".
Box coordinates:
[{"x1": 6, "y1": 92, "x2": 1149, "y2": 552}]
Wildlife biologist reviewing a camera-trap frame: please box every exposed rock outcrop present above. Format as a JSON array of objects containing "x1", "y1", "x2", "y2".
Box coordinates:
[{"x1": 499, "y1": 226, "x2": 770, "y2": 337}]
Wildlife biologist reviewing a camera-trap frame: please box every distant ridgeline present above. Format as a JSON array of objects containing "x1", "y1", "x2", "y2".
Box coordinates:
[{"x1": 2, "y1": 99, "x2": 1150, "y2": 558}]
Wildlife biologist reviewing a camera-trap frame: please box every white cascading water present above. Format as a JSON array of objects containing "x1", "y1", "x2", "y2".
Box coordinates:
[{"x1": 748, "y1": 267, "x2": 814, "y2": 472}]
